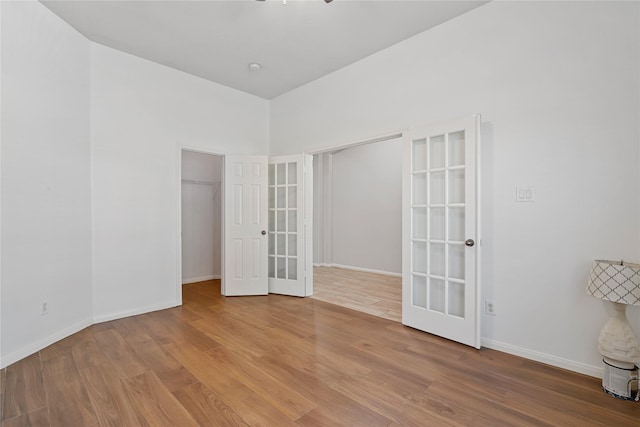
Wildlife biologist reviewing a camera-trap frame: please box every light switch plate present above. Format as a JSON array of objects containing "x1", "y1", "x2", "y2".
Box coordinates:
[{"x1": 516, "y1": 186, "x2": 535, "y2": 202}]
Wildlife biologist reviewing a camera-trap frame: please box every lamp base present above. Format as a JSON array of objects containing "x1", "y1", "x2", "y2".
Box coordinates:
[
  {"x1": 602, "y1": 358, "x2": 639, "y2": 401},
  {"x1": 597, "y1": 302, "x2": 640, "y2": 363}
]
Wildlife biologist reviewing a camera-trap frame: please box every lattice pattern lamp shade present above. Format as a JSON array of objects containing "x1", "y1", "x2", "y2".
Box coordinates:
[
  {"x1": 586, "y1": 260, "x2": 640, "y2": 365},
  {"x1": 586, "y1": 260, "x2": 640, "y2": 306}
]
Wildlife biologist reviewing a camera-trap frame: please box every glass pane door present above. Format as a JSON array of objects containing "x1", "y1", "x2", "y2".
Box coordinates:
[
  {"x1": 268, "y1": 161, "x2": 298, "y2": 280},
  {"x1": 411, "y1": 130, "x2": 467, "y2": 318},
  {"x1": 403, "y1": 115, "x2": 479, "y2": 348}
]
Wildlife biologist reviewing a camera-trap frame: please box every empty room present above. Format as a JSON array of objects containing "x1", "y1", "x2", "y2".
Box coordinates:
[{"x1": 2, "y1": 1, "x2": 640, "y2": 425}]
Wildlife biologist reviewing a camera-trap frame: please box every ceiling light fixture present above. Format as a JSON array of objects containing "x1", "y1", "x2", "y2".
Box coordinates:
[{"x1": 248, "y1": 63, "x2": 262, "y2": 72}]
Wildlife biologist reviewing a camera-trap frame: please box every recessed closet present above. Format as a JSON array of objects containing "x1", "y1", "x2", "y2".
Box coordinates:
[{"x1": 181, "y1": 151, "x2": 223, "y2": 284}]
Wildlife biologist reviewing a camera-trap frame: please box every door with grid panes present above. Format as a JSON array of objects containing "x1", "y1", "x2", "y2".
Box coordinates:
[
  {"x1": 402, "y1": 116, "x2": 480, "y2": 348},
  {"x1": 268, "y1": 155, "x2": 313, "y2": 296}
]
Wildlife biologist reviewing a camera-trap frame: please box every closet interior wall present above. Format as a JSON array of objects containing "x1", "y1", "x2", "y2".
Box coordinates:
[{"x1": 181, "y1": 151, "x2": 222, "y2": 284}]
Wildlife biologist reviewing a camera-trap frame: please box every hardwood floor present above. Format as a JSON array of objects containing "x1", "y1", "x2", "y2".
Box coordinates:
[
  {"x1": 312, "y1": 267, "x2": 401, "y2": 322},
  {"x1": 2, "y1": 279, "x2": 640, "y2": 426}
]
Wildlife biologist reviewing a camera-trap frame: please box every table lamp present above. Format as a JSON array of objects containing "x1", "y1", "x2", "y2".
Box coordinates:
[{"x1": 586, "y1": 259, "x2": 640, "y2": 400}]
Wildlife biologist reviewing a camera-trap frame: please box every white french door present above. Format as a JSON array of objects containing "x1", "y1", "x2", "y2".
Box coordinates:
[
  {"x1": 402, "y1": 115, "x2": 481, "y2": 348},
  {"x1": 267, "y1": 155, "x2": 313, "y2": 296},
  {"x1": 222, "y1": 155, "x2": 269, "y2": 296},
  {"x1": 222, "y1": 154, "x2": 312, "y2": 297}
]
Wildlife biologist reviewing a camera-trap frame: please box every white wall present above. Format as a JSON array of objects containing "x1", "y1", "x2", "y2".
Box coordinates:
[
  {"x1": 91, "y1": 44, "x2": 269, "y2": 321},
  {"x1": 0, "y1": 1, "x2": 269, "y2": 367},
  {"x1": 1, "y1": 1, "x2": 93, "y2": 366},
  {"x1": 181, "y1": 151, "x2": 222, "y2": 283},
  {"x1": 314, "y1": 139, "x2": 403, "y2": 275},
  {"x1": 313, "y1": 153, "x2": 332, "y2": 266},
  {"x1": 271, "y1": 1, "x2": 640, "y2": 374}
]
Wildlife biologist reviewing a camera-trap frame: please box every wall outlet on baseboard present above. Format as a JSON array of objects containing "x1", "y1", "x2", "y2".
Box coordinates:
[
  {"x1": 41, "y1": 302, "x2": 48, "y2": 316},
  {"x1": 485, "y1": 299, "x2": 496, "y2": 316}
]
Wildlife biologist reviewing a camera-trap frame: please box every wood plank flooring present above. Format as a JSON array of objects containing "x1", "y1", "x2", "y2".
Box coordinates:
[
  {"x1": 312, "y1": 266, "x2": 402, "y2": 322},
  {"x1": 2, "y1": 279, "x2": 640, "y2": 426}
]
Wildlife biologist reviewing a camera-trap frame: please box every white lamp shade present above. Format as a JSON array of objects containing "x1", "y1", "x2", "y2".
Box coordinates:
[{"x1": 586, "y1": 260, "x2": 640, "y2": 306}]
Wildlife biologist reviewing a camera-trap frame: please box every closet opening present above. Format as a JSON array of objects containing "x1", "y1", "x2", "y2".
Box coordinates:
[{"x1": 180, "y1": 150, "x2": 223, "y2": 296}]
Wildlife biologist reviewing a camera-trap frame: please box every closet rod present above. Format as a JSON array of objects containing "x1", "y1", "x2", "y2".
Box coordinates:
[{"x1": 181, "y1": 179, "x2": 220, "y2": 186}]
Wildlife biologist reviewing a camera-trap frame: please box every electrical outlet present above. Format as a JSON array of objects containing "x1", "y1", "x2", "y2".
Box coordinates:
[
  {"x1": 485, "y1": 299, "x2": 496, "y2": 316},
  {"x1": 41, "y1": 302, "x2": 48, "y2": 316}
]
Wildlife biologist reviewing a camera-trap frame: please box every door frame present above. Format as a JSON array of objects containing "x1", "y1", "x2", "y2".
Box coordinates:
[
  {"x1": 308, "y1": 121, "x2": 480, "y2": 346},
  {"x1": 176, "y1": 133, "x2": 402, "y2": 304},
  {"x1": 176, "y1": 145, "x2": 226, "y2": 305},
  {"x1": 176, "y1": 149, "x2": 312, "y2": 300},
  {"x1": 303, "y1": 130, "x2": 406, "y2": 275},
  {"x1": 307, "y1": 132, "x2": 404, "y2": 157}
]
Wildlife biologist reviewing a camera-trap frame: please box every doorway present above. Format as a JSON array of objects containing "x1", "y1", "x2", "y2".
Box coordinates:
[
  {"x1": 181, "y1": 150, "x2": 223, "y2": 288},
  {"x1": 178, "y1": 152, "x2": 313, "y2": 299},
  {"x1": 311, "y1": 137, "x2": 403, "y2": 321}
]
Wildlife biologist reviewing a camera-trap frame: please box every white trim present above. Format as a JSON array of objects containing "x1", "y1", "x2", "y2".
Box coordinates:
[
  {"x1": 308, "y1": 131, "x2": 405, "y2": 155},
  {"x1": 481, "y1": 337, "x2": 602, "y2": 378},
  {"x1": 1, "y1": 317, "x2": 92, "y2": 369},
  {"x1": 2, "y1": 300, "x2": 179, "y2": 368},
  {"x1": 314, "y1": 263, "x2": 401, "y2": 278},
  {"x1": 182, "y1": 274, "x2": 220, "y2": 284},
  {"x1": 304, "y1": 154, "x2": 314, "y2": 296},
  {"x1": 0, "y1": 1, "x2": 3, "y2": 368},
  {"x1": 176, "y1": 145, "x2": 184, "y2": 306},
  {"x1": 92, "y1": 301, "x2": 179, "y2": 324},
  {"x1": 474, "y1": 114, "x2": 482, "y2": 349}
]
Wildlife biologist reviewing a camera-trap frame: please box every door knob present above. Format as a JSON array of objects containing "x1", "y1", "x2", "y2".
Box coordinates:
[
  {"x1": 261, "y1": 230, "x2": 267, "y2": 235},
  {"x1": 465, "y1": 239, "x2": 475, "y2": 247}
]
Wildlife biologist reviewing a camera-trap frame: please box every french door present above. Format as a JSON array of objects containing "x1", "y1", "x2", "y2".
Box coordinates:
[
  {"x1": 402, "y1": 115, "x2": 481, "y2": 348},
  {"x1": 268, "y1": 155, "x2": 313, "y2": 296},
  {"x1": 222, "y1": 154, "x2": 312, "y2": 297}
]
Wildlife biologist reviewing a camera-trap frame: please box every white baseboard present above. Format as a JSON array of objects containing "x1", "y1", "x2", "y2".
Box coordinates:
[
  {"x1": 92, "y1": 301, "x2": 180, "y2": 324},
  {"x1": 314, "y1": 263, "x2": 401, "y2": 278},
  {"x1": 182, "y1": 274, "x2": 220, "y2": 284},
  {"x1": 1, "y1": 291, "x2": 602, "y2": 383},
  {"x1": 1, "y1": 317, "x2": 92, "y2": 369},
  {"x1": 1, "y1": 301, "x2": 181, "y2": 369},
  {"x1": 481, "y1": 337, "x2": 602, "y2": 378}
]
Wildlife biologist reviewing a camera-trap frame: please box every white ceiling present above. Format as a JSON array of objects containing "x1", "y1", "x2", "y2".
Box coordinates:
[{"x1": 42, "y1": 0, "x2": 487, "y2": 99}]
